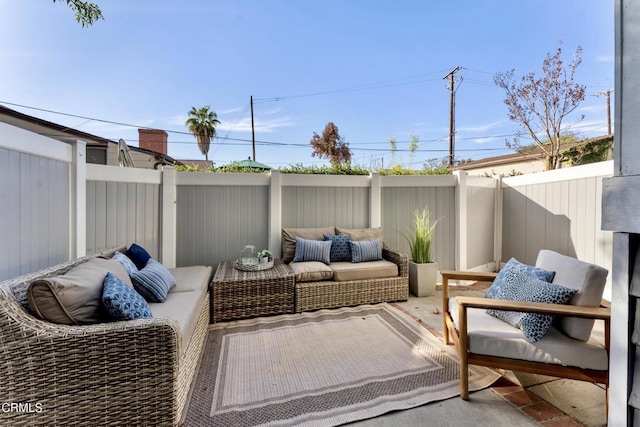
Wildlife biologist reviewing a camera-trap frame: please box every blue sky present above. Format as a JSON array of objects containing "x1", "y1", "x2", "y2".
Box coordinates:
[{"x1": 0, "y1": 1, "x2": 614, "y2": 168}]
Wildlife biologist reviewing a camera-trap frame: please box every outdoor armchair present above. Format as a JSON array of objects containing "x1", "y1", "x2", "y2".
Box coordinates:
[{"x1": 441, "y1": 250, "x2": 610, "y2": 410}]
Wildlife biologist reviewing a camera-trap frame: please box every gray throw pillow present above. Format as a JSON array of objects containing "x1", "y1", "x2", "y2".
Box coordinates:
[
  {"x1": 350, "y1": 239, "x2": 383, "y2": 263},
  {"x1": 27, "y1": 258, "x2": 133, "y2": 325},
  {"x1": 130, "y1": 259, "x2": 176, "y2": 303},
  {"x1": 292, "y1": 237, "x2": 332, "y2": 265}
]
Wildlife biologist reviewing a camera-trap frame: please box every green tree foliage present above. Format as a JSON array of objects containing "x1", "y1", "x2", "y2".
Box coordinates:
[
  {"x1": 559, "y1": 136, "x2": 613, "y2": 166},
  {"x1": 310, "y1": 122, "x2": 352, "y2": 166},
  {"x1": 53, "y1": 0, "x2": 103, "y2": 27},
  {"x1": 185, "y1": 106, "x2": 221, "y2": 162},
  {"x1": 387, "y1": 136, "x2": 398, "y2": 167},
  {"x1": 408, "y1": 133, "x2": 420, "y2": 167},
  {"x1": 494, "y1": 41, "x2": 586, "y2": 169}
]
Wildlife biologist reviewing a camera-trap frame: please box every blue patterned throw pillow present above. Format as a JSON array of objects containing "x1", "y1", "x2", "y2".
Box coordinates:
[
  {"x1": 350, "y1": 239, "x2": 383, "y2": 263},
  {"x1": 486, "y1": 269, "x2": 577, "y2": 343},
  {"x1": 485, "y1": 258, "x2": 555, "y2": 299},
  {"x1": 323, "y1": 234, "x2": 352, "y2": 262},
  {"x1": 102, "y1": 272, "x2": 152, "y2": 321},
  {"x1": 112, "y1": 251, "x2": 138, "y2": 275},
  {"x1": 292, "y1": 237, "x2": 332, "y2": 265},
  {"x1": 130, "y1": 259, "x2": 176, "y2": 303}
]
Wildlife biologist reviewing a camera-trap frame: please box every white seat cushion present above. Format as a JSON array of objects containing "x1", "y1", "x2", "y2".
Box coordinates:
[
  {"x1": 169, "y1": 265, "x2": 213, "y2": 293},
  {"x1": 450, "y1": 297, "x2": 608, "y2": 371},
  {"x1": 150, "y1": 289, "x2": 206, "y2": 354}
]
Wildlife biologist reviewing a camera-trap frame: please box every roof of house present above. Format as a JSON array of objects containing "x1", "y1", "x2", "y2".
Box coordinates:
[
  {"x1": 0, "y1": 105, "x2": 183, "y2": 165},
  {"x1": 453, "y1": 135, "x2": 612, "y2": 171}
]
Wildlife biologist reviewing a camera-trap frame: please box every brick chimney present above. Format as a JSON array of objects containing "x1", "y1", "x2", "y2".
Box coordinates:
[{"x1": 138, "y1": 129, "x2": 168, "y2": 155}]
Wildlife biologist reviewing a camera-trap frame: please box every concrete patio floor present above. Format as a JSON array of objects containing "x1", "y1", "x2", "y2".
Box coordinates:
[{"x1": 348, "y1": 284, "x2": 607, "y2": 427}]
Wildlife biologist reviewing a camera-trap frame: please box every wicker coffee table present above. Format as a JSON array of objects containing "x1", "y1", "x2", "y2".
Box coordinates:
[{"x1": 211, "y1": 259, "x2": 295, "y2": 322}]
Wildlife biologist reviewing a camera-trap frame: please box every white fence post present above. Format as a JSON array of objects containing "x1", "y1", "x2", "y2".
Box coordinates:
[
  {"x1": 454, "y1": 170, "x2": 467, "y2": 271},
  {"x1": 161, "y1": 166, "x2": 176, "y2": 268},
  {"x1": 269, "y1": 169, "x2": 282, "y2": 257},
  {"x1": 370, "y1": 171, "x2": 381, "y2": 228},
  {"x1": 494, "y1": 175, "x2": 503, "y2": 270},
  {"x1": 70, "y1": 140, "x2": 86, "y2": 258}
]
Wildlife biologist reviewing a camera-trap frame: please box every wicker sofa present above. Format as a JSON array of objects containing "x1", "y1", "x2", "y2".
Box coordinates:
[
  {"x1": 282, "y1": 227, "x2": 409, "y2": 312},
  {"x1": 0, "y1": 247, "x2": 212, "y2": 427}
]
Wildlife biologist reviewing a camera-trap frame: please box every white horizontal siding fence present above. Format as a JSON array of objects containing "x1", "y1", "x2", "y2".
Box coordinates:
[
  {"x1": 85, "y1": 164, "x2": 162, "y2": 259},
  {"x1": 502, "y1": 161, "x2": 614, "y2": 298},
  {"x1": 0, "y1": 123, "x2": 77, "y2": 281},
  {"x1": 0, "y1": 121, "x2": 613, "y2": 293}
]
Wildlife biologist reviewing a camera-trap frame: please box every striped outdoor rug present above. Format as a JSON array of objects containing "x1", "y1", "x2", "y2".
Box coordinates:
[{"x1": 184, "y1": 303, "x2": 500, "y2": 427}]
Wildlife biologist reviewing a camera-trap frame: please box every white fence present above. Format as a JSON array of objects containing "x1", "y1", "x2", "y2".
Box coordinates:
[{"x1": 0, "y1": 124, "x2": 614, "y2": 287}]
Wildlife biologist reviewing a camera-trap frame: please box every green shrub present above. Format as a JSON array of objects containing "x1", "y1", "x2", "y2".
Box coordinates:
[
  {"x1": 174, "y1": 164, "x2": 215, "y2": 173},
  {"x1": 279, "y1": 163, "x2": 370, "y2": 175}
]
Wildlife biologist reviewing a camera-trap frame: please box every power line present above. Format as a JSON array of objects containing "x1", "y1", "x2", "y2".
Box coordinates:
[{"x1": 253, "y1": 70, "x2": 450, "y2": 103}]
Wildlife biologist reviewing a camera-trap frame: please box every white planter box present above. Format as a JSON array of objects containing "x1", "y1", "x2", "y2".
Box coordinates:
[{"x1": 408, "y1": 261, "x2": 438, "y2": 297}]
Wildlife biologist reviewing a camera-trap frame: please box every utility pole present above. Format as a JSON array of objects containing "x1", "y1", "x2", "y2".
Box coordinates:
[
  {"x1": 595, "y1": 89, "x2": 614, "y2": 135},
  {"x1": 250, "y1": 95, "x2": 256, "y2": 160},
  {"x1": 443, "y1": 66, "x2": 462, "y2": 168}
]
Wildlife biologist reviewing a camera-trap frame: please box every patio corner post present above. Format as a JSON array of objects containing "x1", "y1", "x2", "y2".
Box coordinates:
[
  {"x1": 161, "y1": 166, "x2": 176, "y2": 268},
  {"x1": 454, "y1": 170, "x2": 468, "y2": 271},
  {"x1": 370, "y1": 171, "x2": 381, "y2": 228},
  {"x1": 268, "y1": 169, "x2": 282, "y2": 257},
  {"x1": 70, "y1": 139, "x2": 87, "y2": 259},
  {"x1": 493, "y1": 175, "x2": 503, "y2": 270}
]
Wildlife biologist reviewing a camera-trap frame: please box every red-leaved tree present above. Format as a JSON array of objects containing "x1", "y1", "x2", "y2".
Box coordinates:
[{"x1": 310, "y1": 122, "x2": 352, "y2": 166}]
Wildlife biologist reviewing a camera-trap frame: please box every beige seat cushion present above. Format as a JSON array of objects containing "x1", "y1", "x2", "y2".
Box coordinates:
[
  {"x1": 282, "y1": 227, "x2": 336, "y2": 263},
  {"x1": 289, "y1": 261, "x2": 334, "y2": 282},
  {"x1": 27, "y1": 258, "x2": 133, "y2": 325},
  {"x1": 336, "y1": 227, "x2": 384, "y2": 244},
  {"x1": 169, "y1": 265, "x2": 213, "y2": 293},
  {"x1": 150, "y1": 289, "x2": 207, "y2": 354},
  {"x1": 449, "y1": 297, "x2": 607, "y2": 371},
  {"x1": 330, "y1": 260, "x2": 398, "y2": 282}
]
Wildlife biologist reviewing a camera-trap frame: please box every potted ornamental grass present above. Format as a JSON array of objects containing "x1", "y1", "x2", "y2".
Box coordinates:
[{"x1": 406, "y1": 206, "x2": 439, "y2": 297}]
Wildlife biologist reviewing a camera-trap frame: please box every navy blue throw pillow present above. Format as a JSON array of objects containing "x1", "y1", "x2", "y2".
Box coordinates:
[
  {"x1": 323, "y1": 234, "x2": 352, "y2": 262},
  {"x1": 126, "y1": 243, "x2": 152, "y2": 270}
]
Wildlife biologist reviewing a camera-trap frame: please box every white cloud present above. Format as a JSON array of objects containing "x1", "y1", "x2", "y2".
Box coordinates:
[
  {"x1": 218, "y1": 106, "x2": 245, "y2": 114},
  {"x1": 77, "y1": 119, "x2": 155, "y2": 134},
  {"x1": 166, "y1": 114, "x2": 188, "y2": 127},
  {"x1": 217, "y1": 115, "x2": 295, "y2": 134},
  {"x1": 577, "y1": 105, "x2": 601, "y2": 113},
  {"x1": 457, "y1": 120, "x2": 505, "y2": 133},
  {"x1": 596, "y1": 55, "x2": 614, "y2": 63}
]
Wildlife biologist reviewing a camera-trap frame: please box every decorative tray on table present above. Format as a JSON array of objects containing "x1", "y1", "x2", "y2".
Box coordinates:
[{"x1": 234, "y1": 258, "x2": 274, "y2": 272}]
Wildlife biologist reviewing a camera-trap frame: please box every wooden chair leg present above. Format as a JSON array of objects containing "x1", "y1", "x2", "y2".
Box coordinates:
[
  {"x1": 458, "y1": 303, "x2": 469, "y2": 400},
  {"x1": 606, "y1": 384, "x2": 609, "y2": 424},
  {"x1": 460, "y1": 358, "x2": 469, "y2": 400},
  {"x1": 443, "y1": 322, "x2": 450, "y2": 345},
  {"x1": 442, "y1": 276, "x2": 450, "y2": 345}
]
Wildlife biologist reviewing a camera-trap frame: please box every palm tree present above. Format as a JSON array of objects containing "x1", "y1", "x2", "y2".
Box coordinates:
[{"x1": 185, "y1": 106, "x2": 221, "y2": 161}]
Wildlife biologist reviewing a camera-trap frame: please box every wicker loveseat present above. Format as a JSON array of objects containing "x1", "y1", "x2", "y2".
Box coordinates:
[
  {"x1": 0, "y1": 247, "x2": 212, "y2": 427},
  {"x1": 282, "y1": 227, "x2": 409, "y2": 312}
]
